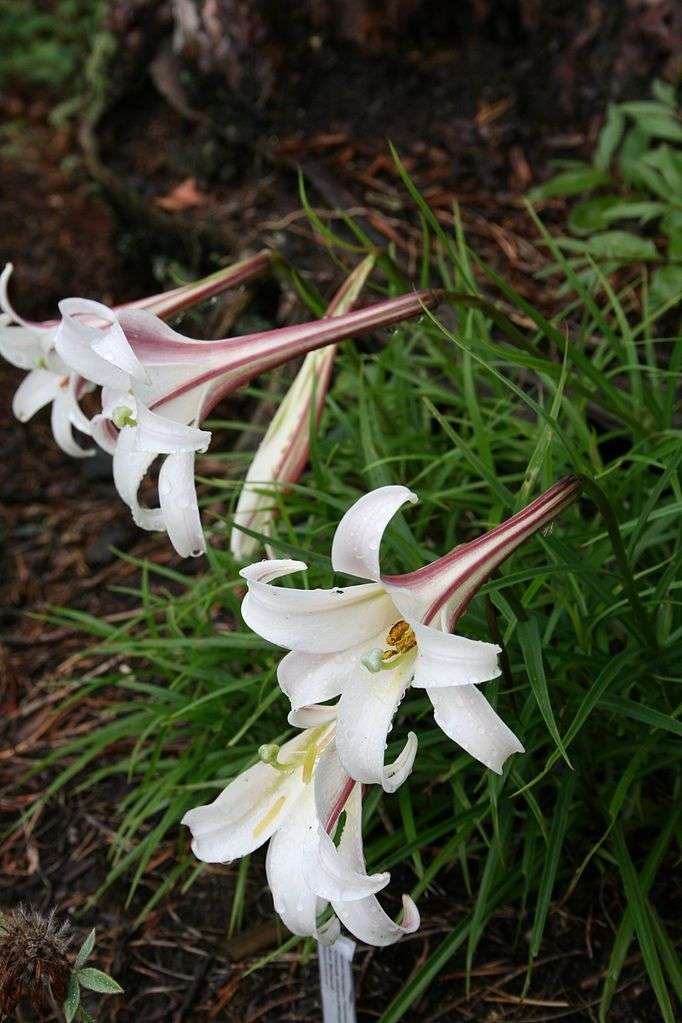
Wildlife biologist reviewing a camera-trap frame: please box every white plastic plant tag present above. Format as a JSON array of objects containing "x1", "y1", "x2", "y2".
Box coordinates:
[{"x1": 318, "y1": 935, "x2": 357, "y2": 1023}]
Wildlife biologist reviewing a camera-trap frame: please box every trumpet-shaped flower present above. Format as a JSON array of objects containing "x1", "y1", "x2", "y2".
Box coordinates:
[
  {"x1": 0, "y1": 254, "x2": 270, "y2": 458},
  {"x1": 240, "y1": 479, "x2": 580, "y2": 788},
  {"x1": 182, "y1": 712, "x2": 419, "y2": 947},
  {"x1": 230, "y1": 255, "x2": 376, "y2": 560},
  {"x1": 55, "y1": 285, "x2": 443, "y2": 557}
]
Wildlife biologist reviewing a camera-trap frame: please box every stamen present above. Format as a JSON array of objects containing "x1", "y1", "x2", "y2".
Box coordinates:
[
  {"x1": 302, "y1": 745, "x2": 317, "y2": 783},
  {"x1": 253, "y1": 796, "x2": 286, "y2": 838},
  {"x1": 379, "y1": 648, "x2": 415, "y2": 671},
  {"x1": 387, "y1": 620, "x2": 417, "y2": 653},
  {"x1": 361, "y1": 621, "x2": 417, "y2": 674}
]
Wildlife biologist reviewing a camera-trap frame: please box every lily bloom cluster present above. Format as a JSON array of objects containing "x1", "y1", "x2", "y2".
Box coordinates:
[
  {"x1": 183, "y1": 477, "x2": 580, "y2": 947},
  {"x1": 1, "y1": 254, "x2": 439, "y2": 557},
  {"x1": 1, "y1": 254, "x2": 580, "y2": 951}
]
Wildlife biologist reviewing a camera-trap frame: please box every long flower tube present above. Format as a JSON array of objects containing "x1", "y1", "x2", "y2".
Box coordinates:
[
  {"x1": 55, "y1": 286, "x2": 443, "y2": 557},
  {"x1": 230, "y1": 254, "x2": 376, "y2": 560},
  {"x1": 0, "y1": 252, "x2": 271, "y2": 457},
  {"x1": 240, "y1": 478, "x2": 580, "y2": 788},
  {"x1": 182, "y1": 710, "x2": 420, "y2": 947}
]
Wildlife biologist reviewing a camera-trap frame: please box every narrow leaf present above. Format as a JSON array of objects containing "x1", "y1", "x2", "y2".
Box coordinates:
[
  {"x1": 77, "y1": 968, "x2": 124, "y2": 994},
  {"x1": 518, "y1": 617, "x2": 572, "y2": 766}
]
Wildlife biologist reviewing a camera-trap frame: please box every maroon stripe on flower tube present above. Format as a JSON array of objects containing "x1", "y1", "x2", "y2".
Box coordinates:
[{"x1": 385, "y1": 476, "x2": 581, "y2": 628}]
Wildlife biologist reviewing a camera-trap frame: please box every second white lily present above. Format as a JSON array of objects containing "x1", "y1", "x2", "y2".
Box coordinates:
[{"x1": 182, "y1": 710, "x2": 419, "y2": 947}]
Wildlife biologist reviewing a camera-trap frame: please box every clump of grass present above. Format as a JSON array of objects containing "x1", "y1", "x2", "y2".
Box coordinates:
[
  {"x1": 21, "y1": 157, "x2": 682, "y2": 1020},
  {"x1": 0, "y1": 1, "x2": 103, "y2": 94}
]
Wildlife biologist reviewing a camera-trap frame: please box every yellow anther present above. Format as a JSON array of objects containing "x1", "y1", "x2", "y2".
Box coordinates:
[
  {"x1": 302, "y1": 744, "x2": 318, "y2": 783},
  {"x1": 385, "y1": 620, "x2": 417, "y2": 656},
  {"x1": 253, "y1": 796, "x2": 286, "y2": 837},
  {"x1": 362, "y1": 621, "x2": 417, "y2": 674}
]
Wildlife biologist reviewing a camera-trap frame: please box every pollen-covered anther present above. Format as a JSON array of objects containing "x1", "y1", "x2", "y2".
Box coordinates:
[
  {"x1": 385, "y1": 620, "x2": 417, "y2": 656},
  {"x1": 361, "y1": 620, "x2": 417, "y2": 674}
]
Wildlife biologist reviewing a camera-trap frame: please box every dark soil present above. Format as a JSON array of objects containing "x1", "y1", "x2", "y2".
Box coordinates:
[{"x1": 1, "y1": 3, "x2": 677, "y2": 1020}]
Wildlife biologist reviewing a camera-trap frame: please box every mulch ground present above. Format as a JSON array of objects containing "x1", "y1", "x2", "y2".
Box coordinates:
[{"x1": 0, "y1": 7, "x2": 675, "y2": 1020}]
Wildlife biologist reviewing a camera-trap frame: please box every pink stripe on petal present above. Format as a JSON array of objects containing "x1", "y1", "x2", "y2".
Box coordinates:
[{"x1": 386, "y1": 476, "x2": 580, "y2": 627}]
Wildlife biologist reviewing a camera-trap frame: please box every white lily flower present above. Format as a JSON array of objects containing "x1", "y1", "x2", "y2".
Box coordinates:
[
  {"x1": 55, "y1": 285, "x2": 443, "y2": 558},
  {"x1": 240, "y1": 478, "x2": 580, "y2": 788},
  {"x1": 1, "y1": 254, "x2": 270, "y2": 458},
  {"x1": 230, "y1": 255, "x2": 376, "y2": 560},
  {"x1": 182, "y1": 713, "x2": 420, "y2": 947}
]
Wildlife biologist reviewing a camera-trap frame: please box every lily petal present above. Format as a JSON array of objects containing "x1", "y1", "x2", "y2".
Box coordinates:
[
  {"x1": 56, "y1": 298, "x2": 146, "y2": 390},
  {"x1": 309, "y1": 746, "x2": 389, "y2": 901},
  {"x1": 181, "y1": 731, "x2": 313, "y2": 862},
  {"x1": 12, "y1": 369, "x2": 61, "y2": 421},
  {"x1": 158, "y1": 451, "x2": 205, "y2": 557},
  {"x1": 240, "y1": 561, "x2": 397, "y2": 654},
  {"x1": 336, "y1": 653, "x2": 417, "y2": 792},
  {"x1": 331, "y1": 485, "x2": 418, "y2": 582},
  {"x1": 112, "y1": 426, "x2": 164, "y2": 530},
  {"x1": 91, "y1": 412, "x2": 120, "y2": 455},
  {"x1": 428, "y1": 684, "x2": 524, "y2": 774},
  {"x1": 51, "y1": 387, "x2": 93, "y2": 458},
  {"x1": 278, "y1": 642, "x2": 375, "y2": 711},
  {"x1": 331, "y1": 786, "x2": 420, "y2": 947},
  {"x1": 133, "y1": 400, "x2": 211, "y2": 455},
  {"x1": 0, "y1": 319, "x2": 46, "y2": 370},
  {"x1": 266, "y1": 784, "x2": 331, "y2": 938},
  {"x1": 288, "y1": 704, "x2": 339, "y2": 728},
  {"x1": 411, "y1": 623, "x2": 501, "y2": 688}
]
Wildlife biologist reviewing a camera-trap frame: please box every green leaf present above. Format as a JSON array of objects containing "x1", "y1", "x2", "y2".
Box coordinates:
[
  {"x1": 569, "y1": 196, "x2": 621, "y2": 234},
  {"x1": 584, "y1": 231, "x2": 658, "y2": 261},
  {"x1": 660, "y1": 209, "x2": 682, "y2": 237},
  {"x1": 651, "y1": 80, "x2": 676, "y2": 107},
  {"x1": 594, "y1": 105, "x2": 625, "y2": 171},
  {"x1": 638, "y1": 115, "x2": 682, "y2": 143},
  {"x1": 619, "y1": 100, "x2": 675, "y2": 118},
  {"x1": 530, "y1": 770, "x2": 576, "y2": 958},
  {"x1": 63, "y1": 974, "x2": 80, "y2": 1023},
  {"x1": 518, "y1": 617, "x2": 572, "y2": 766},
  {"x1": 599, "y1": 696, "x2": 682, "y2": 737},
  {"x1": 528, "y1": 166, "x2": 612, "y2": 200},
  {"x1": 74, "y1": 928, "x2": 96, "y2": 969},
  {"x1": 612, "y1": 827, "x2": 675, "y2": 1023},
  {"x1": 600, "y1": 811, "x2": 679, "y2": 1022},
  {"x1": 77, "y1": 968, "x2": 123, "y2": 994},
  {"x1": 601, "y1": 200, "x2": 666, "y2": 225},
  {"x1": 650, "y1": 266, "x2": 682, "y2": 310}
]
